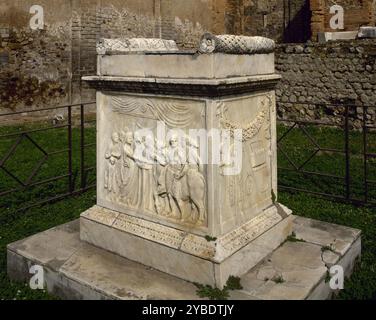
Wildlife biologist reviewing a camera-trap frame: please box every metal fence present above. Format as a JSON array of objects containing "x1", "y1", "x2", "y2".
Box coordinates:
[
  {"x1": 277, "y1": 103, "x2": 375, "y2": 206},
  {"x1": 0, "y1": 101, "x2": 375, "y2": 215},
  {"x1": 0, "y1": 102, "x2": 96, "y2": 214}
]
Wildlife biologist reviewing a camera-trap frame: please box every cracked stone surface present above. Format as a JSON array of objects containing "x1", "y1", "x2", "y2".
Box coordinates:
[
  {"x1": 293, "y1": 217, "x2": 361, "y2": 256},
  {"x1": 7, "y1": 216, "x2": 361, "y2": 300},
  {"x1": 238, "y1": 242, "x2": 329, "y2": 299},
  {"x1": 233, "y1": 217, "x2": 361, "y2": 300},
  {"x1": 59, "y1": 243, "x2": 200, "y2": 300}
]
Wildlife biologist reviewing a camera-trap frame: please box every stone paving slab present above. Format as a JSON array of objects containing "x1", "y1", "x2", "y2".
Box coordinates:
[
  {"x1": 293, "y1": 217, "x2": 361, "y2": 256},
  {"x1": 7, "y1": 216, "x2": 361, "y2": 300},
  {"x1": 230, "y1": 217, "x2": 361, "y2": 300}
]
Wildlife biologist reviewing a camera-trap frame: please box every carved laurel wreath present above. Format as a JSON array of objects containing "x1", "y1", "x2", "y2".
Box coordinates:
[{"x1": 217, "y1": 95, "x2": 273, "y2": 142}]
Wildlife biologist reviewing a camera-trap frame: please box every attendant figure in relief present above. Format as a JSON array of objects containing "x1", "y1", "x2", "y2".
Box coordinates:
[
  {"x1": 134, "y1": 133, "x2": 156, "y2": 213},
  {"x1": 104, "y1": 132, "x2": 122, "y2": 195},
  {"x1": 120, "y1": 130, "x2": 139, "y2": 207}
]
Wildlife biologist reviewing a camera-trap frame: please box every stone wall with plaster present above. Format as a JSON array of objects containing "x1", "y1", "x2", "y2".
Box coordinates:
[
  {"x1": 275, "y1": 39, "x2": 376, "y2": 128},
  {"x1": 0, "y1": 0, "x2": 219, "y2": 112},
  {"x1": 0, "y1": 0, "x2": 72, "y2": 111},
  {"x1": 2, "y1": 0, "x2": 376, "y2": 117}
]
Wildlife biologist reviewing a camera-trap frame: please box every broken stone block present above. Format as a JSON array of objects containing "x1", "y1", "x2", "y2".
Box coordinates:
[{"x1": 358, "y1": 26, "x2": 376, "y2": 39}]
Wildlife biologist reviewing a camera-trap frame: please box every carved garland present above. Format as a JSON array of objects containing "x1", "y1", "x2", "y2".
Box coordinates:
[{"x1": 217, "y1": 95, "x2": 273, "y2": 142}]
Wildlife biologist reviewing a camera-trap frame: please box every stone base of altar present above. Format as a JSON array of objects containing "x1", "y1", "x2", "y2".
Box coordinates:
[
  {"x1": 79, "y1": 204, "x2": 294, "y2": 288},
  {"x1": 7, "y1": 216, "x2": 361, "y2": 300}
]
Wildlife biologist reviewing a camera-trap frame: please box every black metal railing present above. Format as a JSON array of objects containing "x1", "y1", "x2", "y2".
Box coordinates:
[
  {"x1": 0, "y1": 102, "x2": 96, "y2": 214},
  {"x1": 277, "y1": 103, "x2": 375, "y2": 206},
  {"x1": 0, "y1": 101, "x2": 374, "y2": 215}
]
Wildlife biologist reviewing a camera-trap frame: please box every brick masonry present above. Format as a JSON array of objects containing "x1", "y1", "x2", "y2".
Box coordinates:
[
  {"x1": 0, "y1": 0, "x2": 221, "y2": 112},
  {"x1": 225, "y1": 0, "x2": 311, "y2": 43},
  {"x1": 310, "y1": 0, "x2": 376, "y2": 40},
  {"x1": 0, "y1": 0, "x2": 376, "y2": 121},
  {"x1": 0, "y1": 1, "x2": 72, "y2": 111}
]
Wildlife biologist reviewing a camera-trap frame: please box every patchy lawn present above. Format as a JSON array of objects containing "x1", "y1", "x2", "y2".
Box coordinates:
[{"x1": 0, "y1": 190, "x2": 96, "y2": 300}]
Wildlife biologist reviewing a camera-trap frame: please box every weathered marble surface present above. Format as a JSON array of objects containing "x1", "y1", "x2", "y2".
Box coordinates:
[
  {"x1": 82, "y1": 36, "x2": 291, "y2": 288},
  {"x1": 95, "y1": 91, "x2": 278, "y2": 237},
  {"x1": 5, "y1": 35, "x2": 364, "y2": 297},
  {"x1": 96, "y1": 93, "x2": 208, "y2": 234},
  {"x1": 96, "y1": 52, "x2": 275, "y2": 79},
  {"x1": 7, "y1": 217, "x2": 361, "y2": 300},
  {"x1": 81, "y1": 204, "x2": 291, "y2": 263},
  {"x1": 358, "y1": 26, "x2": 376, "y2": 39},
  {"x1": 232, "y1": 217, "x2": 361, "y2": 300},
  {"x1": 199, "y1": 34, "x2": 276, "y2": 54},
  {"x1": 97, "y1": 38, "x2": 179, "y2": 55}
]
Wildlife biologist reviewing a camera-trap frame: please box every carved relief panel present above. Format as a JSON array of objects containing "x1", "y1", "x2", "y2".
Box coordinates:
[
  {"x1": 216, "y1": 93, "x2": 274, "y2": 234},
  {"x1": 97, "y1": 93, "x2": 208, "y2": 231}
]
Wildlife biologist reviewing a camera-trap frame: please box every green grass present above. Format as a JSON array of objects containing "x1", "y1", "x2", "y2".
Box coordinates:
[
  {"x1": 0, "y1": 190, "x2": 96, "y2": 300},
  {"x1": 0, "y1": 119, "x2": 97, "y2": 300},
  {"x1": 0, "y1": 122, "x2": 375, "y2": 300},
  {"x1": 195, "y1": 276, "x2": 243, "y2": 300},
  {"x1": 0, "y1": 120, "x2": 96, "y2": 212},
  {"x1": 284, "y1": 232, "x2": 306, "y2": 244},
  {"x1": 272, "y1": 275, "x2": 285, "y2": 284},
  {"x1": 278, "y1": 124, "x2": 376, "y2": 202}
]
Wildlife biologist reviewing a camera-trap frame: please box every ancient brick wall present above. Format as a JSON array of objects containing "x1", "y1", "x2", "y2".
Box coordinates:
[
  {"x1": 2, "y1": 0, "x2": 376, "y2": 116},
  {"x1": 0, "y1": 0, "x2": 72, "y2": 111},
  {"x1": 310, "y1": 0, "x2": 375, "y2": 40},
  {"x1": 224, "y1": 0, "x2": 311, "y2": 43},
  {"x1": 0, "y1": 0, "x2": 218, "y2": 112},
  {"x1": 276, "y1": 39, "x2": 376, "y2": 128},
  {"x1": 220, "y1": 0, "x2": 375, "y2": 43},
  {"x1": 72, "y1": 0, "x2": 216, "y2": 103}
]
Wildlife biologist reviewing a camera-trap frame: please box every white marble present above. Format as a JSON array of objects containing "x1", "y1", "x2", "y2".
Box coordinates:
[
  {"x1": 318, "y1": 31, "x2": 358, "y2": 43},
  {"x1": 199, "y1": 34, "x2": 276, "y2": 54},
  {"x1": 97, "y1": 53, "x2": 275, "y2": 79},
  {"x1": 7, "y1": 217, "x2": 361, "y2": 300},
  {"x1": 81, "y1": 35, "x2": 293, "y2": 288},
  {"x1": 358, "y1": 26, "x2": 376, "y2": 39},
  {"x1": 81, "y1": 205, "x2": 290, "y2": 264},
  {"x1": 97, "y1": 38, "x2": 179, "y2": 55}
]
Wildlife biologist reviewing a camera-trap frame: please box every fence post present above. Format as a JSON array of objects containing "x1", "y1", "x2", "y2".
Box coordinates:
[
  {"x1": 80, "y1": 104, "x2": 86, "y2": 189},
  {"x1": 344, "y1": 104, "x2": 351, "y2": 201},
  {"x1": 67, "y1": 105, "x2": 73, "y2": 194},
  {"x1": 363, "y1": 105, "x2": 368, "y2": 204}
]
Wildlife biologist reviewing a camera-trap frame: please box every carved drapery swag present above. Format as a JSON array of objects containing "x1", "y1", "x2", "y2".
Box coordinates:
[{"x1": 111, "y1": 96, "x2": 197, "y2": 129}]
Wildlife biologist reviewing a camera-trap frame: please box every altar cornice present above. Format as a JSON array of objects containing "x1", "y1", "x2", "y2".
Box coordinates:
[{"x1": 82, "y1": 74, "x2": 281, "y2": 98}]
